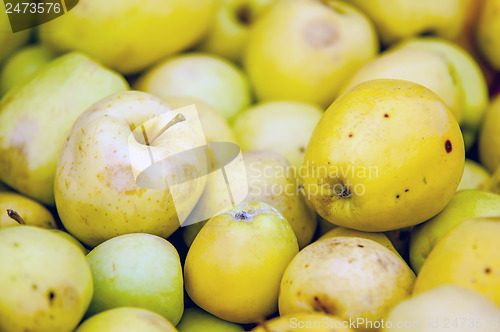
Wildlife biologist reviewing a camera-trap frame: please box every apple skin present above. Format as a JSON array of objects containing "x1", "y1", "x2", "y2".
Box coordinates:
[
  {"x1": 383, "y1": 285, "x2": 500, "y2": 332},
  {"x1": 251, "y1": 313, "x2": 354, "y2": 332},
  {"x1": 278, "y1": 237, "x2": 415, "y2": 330},
  {"x1": 198, "y1": 0, "x2": 276, "y2": 62},
  {"x1": 0, "y1": 52, "x2": 128, "y2": 205},
  {"x1": 479, "y1": 94, "x2": 500, "y2": 173},
  {"x1": 75, "y1": 307, "x2": 177, "y2": 332},
  {"x1": 410, "y1": 189, "x2": 500, "y2": 273},
  {"x1": 457, "y1": 159, "x2": 490, "y2": 191},
  {"x1": 0, "y1": 226, "x2": 93, "y2": 332},
  {"x1": 86, "y1": 233, "x2": 184, "y2": 325},
  {"x1": 0, "y1": 192, "x2": 56, "y2": 229},
  {"x1": 393, "y1": 37, "x2": 489, "y2": 150},
  {"x1": 413, "y1": 217, "x2": 500, "y2": 306},
  {"x1": 0, "y1": 45, "x2": 54, "y2": 95},
  {"x1": 176, "y1": 307, "x2": 243, "y2": 332},
  {"x1": 243, "y1": 0, "x2": 378, "y2": 108},
  {"x1": 54, "y1": 91, "x2": 206, "y2": 247},
  {"x1": 39, "y1": 0, "x2": 217, "y2": 74},
  {"x1": 476, "y1": 0, "x2": 500, "y2": 70},
  {"x1": 303, "y1": 79, "x2": 464, "y2": 232},
  {"x1": 233, "y1": 101, "x2": 323, "y2": 172},
  {"x1": 340, "y1": 48, "x2": 464, "y2": 123},
  {"x1": 184, "y1": 201, "x2": 299, "y2": 324},
  {"x1": 135, "y1": 53, "x2": 251, "y2": 121},
  {"x1": 0, "y1": 10, "x2": 30, "y2": 64},
  {"x1": 344, "y1": 0, "x2": 469, "y2": 44}
]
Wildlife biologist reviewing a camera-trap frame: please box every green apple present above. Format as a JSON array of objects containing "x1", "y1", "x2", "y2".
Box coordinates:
[
  {"x1": 384, "y1": 285, "x2": 500, "y2": 332},
  {"x1": 176, "y1": 307, "x2": 243, "y2": 332},
  {"x1": 233, "y1": 101, "x2": 323, "y2": 171},
  {"x1": 279, "y1": 236, "x2": 415, "y2": 330},
  {"x1": 75, "y1": 307, "x2": 177, "y2": 332},
  {"x1": 135, "y1": 53, "x2": 251, "y2": 121},
  {"x1": 393, "y1": 37, "x2": 489, "y2": 149},
  {"x1": 0, "y1": 9, "x2": 30, "y2": 64},
  {"x1": 303, "y1": 79, "x2": 464, "y2": 232},
  {"x1": 340, "y1": 48, "x2": 464, "y2": 123},
  {"x1": 0, "y1": 52, "x2": 128, "y2": 205},
  {"x1": 457, "y1": 159, "x2": 490, "y2": 191},
  {"x1": 410, "y1": 189, "x2": 500, "y2": 273},
  {"x1": 414, "y1": 217, "x2": 500, "y2": 306},
  {"x1": 86, "y1": 233, "x2": 183, "y2": 325},
  {"x1": 479, "y1": 94, "x2": 500, "y2": 173},
  {"x1": 184, "y1": 201, "x2": 299, "y2": 323},
  {"x1": 39, "y1": 0, "x2": 217, "y2": 74},
  {"x1": 343, "y1": 0, "x2": 469, "y2": 44},
  {"x1": 55, "y1": 91, "x2": 207, "y2": 247},
  {"x1": 476, "y1": 0, "x2": 500, "y2": 70},
  {"x1": 0, "y1": 191, "x2": 56, "y2": 229},
  {"x1": 0, "y1": 45, "x2": 54, "y2": 95},
  {"x1": 183, "y1": 151, "x2": 317, "y2": 248},
  {"x1": 198, "y1": 0, "x2": 276, "y2": 62},
  {"x1": 251, "y1": 313, "x2": 353, "y2": 331},
  {"x1": 0, "y1": 226, "x2": 93, "y2": 331},
  {"x1": 243, "y1": 0, "x2": 378, "y2": 108},
  {"x1": 165, "y1": 97, "x2": 238, "y2": 144}
]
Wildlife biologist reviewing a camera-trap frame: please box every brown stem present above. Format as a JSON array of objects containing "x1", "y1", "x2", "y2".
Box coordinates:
[{"x1": 7, "y1": 209, "x2": 25, "y2": 225}]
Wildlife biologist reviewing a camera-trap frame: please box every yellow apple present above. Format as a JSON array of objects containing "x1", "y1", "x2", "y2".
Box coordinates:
[
  {"x1": 251, "y1": 313, "x2": 354, "y2": 331},
  {"x1": 233, "y1": 101, "x2": 323, "y2": 171},
  {"x1": 343, "y1": 0, "x2": 470, "y2": 44},
  {"x1": 279, "y1": 237, "x2": 415, "y2": 330},
  {"x1": 476, "y1": 0, "x2": 500, "y2": 70},
  {"x1": 0, "y1": 191, "x2": 56, "y2": 229},
  {"x1": 243, "y1": 0, "x2": 378, "y2": 108},
  {"x1": 414, "y1": 217, "x2": 500, "y2": 306},
  {"x1": 135, "y1": 53, "x2": 251, "y2": 121},
  {"x1": 479, "y1": 94, "x2": 500, "y2": 173},
  {"x1": 184, "y1": 201, "x2": 299, "y2": 324},
  {"x1": 39, "y1": 0, "x2": 217, "y2": 74},
  {"x1": 457, "y1": 159, "x2": 490, "y2": 191},
  {"x1": 303, "y1": 79, "x2": 464, "y2": 232}
]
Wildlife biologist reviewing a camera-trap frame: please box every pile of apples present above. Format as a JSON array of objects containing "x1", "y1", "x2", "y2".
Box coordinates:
[{"x1": 2, "y1": 0, "x2": 500, "y2": 331}]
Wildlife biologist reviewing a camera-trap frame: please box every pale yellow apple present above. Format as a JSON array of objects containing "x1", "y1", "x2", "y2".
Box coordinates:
[
  {"x1": 303, "y1": 79, "x2": 464, "y2": 232},
  {"x1": 198, "y1": 0, "x2": 276, "y2": 62},
  {"x1": 410, "y1": 189, "x2": 500, "y2": 273},
  {"x1": 340, "y1": 48, "x2": 464, "y2": 122},
  {"x1": 55, "y1": 91, "x2": 206, "y2": 247},
  {"x1": 457, "y1": 159, "x2": 490, "y2": 191},
  {"x1": 279, "y1": 237, "x2": 415, "y2": 330},
  {"x1": 0, "y1": 191, "x2": 56, "y2": 228},
  {"x1": 479, "y1": 165, "x2": 500, "y2": 194},
  {"x1": 393, "y1": 37, "x2": 489, "y2": 150},
  {"x1": 414, "y1": 217, "x2": 500, "y2": 306},
  {"x1": 233, "y1": 101, "x2": 323, "y2": 171},
  {"x1": 243, "y1": 0, "x2": 378, "y2": 108},
  {"x1": 75, "y1": 307, "x2": 177, "y2": 332},
  {"x1": 165, "y1": 97, "x2": 237, "y2": 144},
  {"x1": 0, "y1": 226, "x2": 93, "y2": 332},
  {"x1": 0, "y1": 53, "x2": 128, "y2": 205},
  {"x1": 39, "y1": 0, "x2": 217, "y2": 74},
  {"x1": 184, "y1": 201, "x2": 299, "y2": 324},
  {"x1": 343, "y1": 0, "x2": 470, "y2": 44},
  {"x1": 135, "y1": 53, "x2": 251, "y2": 121},
  {"x1": 0, "y1": 9, "x2": 30, "y2": 64},
  {"x1": 479, "y1": 94, "x2": 500, "y2": 173},
  {"x1": 251, "y1": 313, "x2": 354, "y2": 331},
  {"x1": 476, "y1": 0, "x2": 500, "y2": 70},
  {"x1": 384, "y1": 285, "x2": 500, "y2": 332}
]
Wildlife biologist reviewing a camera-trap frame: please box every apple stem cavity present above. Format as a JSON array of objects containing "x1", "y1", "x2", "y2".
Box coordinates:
[
  {"x1": 146, "y1": 113, "x2": 186, "y2": 145},
  {"x1": 7, "y1": 209, "x2": 25, "y2": 225},
  {"x1": 334, "y1": 183, "x2": 352, "y2": 198},
  {"x1": 234, "y1": 211, "x2": 250, "y2": 221}
]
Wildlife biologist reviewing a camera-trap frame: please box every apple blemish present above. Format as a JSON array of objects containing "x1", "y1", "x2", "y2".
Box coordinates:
[{"x1": 445, "y1": 140, "x2": 452, "y2": 153}]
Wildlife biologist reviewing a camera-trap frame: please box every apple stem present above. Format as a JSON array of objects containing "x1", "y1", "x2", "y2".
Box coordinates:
[
  {"x1": 334, "y1": 183, "x2": 351, "y2": 198},
  {"x1": 7, "y1": 209, "x2": 25, "y2": 225},
  {"x1": 234, "y1": 211, "x2": 250, "y2": 221},
  {"x1": 147, "y1": 113, "x2": 186, "y2": 145}
]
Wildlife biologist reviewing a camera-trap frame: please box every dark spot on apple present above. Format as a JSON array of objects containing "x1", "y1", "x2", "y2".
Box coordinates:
[
  {"x1": 396, "y1": 195, "x2": 400, "y2": 199},
  {"x1": 384, "y1": 113, "x2": 389, "y2": 118},
  {"x1": 47, "y1": 290, "x2": 56, "y2": 305},
  {"x1": 327, "y1": 161, "x2": 331, "y2": 165},
  {"x1": 423, "y1": 177, "x2": 427, "y2": 184},
  {"x1": 313, "y1": 295, "x2": 336, "y2": 315},
  {"x1": 357, "y1": 244, "x2": 364, "y2": 248},
  {"x1": 445, "y1": 140, "x2": 452, "y2": 153},
  {"x1": 236, "y1": 4, "x2": 252, "y2": 25},
  {"x1": 405, "y1": 189, "x2": 409, "y2": 192},
  {"x1": 485, "y1": 267, "x2": 492, "y2": 274},
  {"x1": 348, "y1": 133, "x2": 353, "y2": 138},
  {"x1": 299, "y1": 146, "x2": 305, "y2": 153}
]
